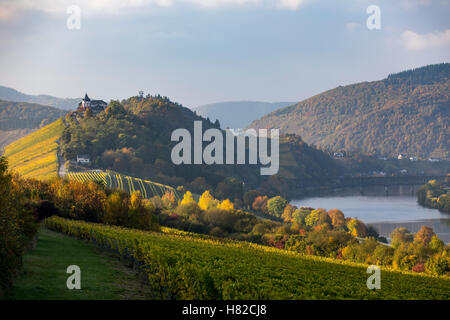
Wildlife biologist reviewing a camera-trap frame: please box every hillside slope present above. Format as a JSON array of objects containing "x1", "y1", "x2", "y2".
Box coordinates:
[
  {"x1": 0, "y1": 100, "x2": 67, "y2": 151},
  {"x1": 0, "y1": 128, "x2": 34, "y2": 154},
  {"x1": 60, "y1": 96, "x2": 339, "y2": 192},
  {"x1": 194, "y1": 101, "x2": 295, "y2": 129},
  {"x1": 4, "y1": 118, "x2": 65, "y2": 180},
  {"x1": 46, "y1": 216, "x2": 450, "y2": 299},
  {"x1": 250, "y1": 63, "x2": 450, "y2": 159},
  {"x1": 0, "y1": 86, "x2": 80, "y2": 110},
  {"x1": 5, "y1": 94, "x2": 339, "y2": 193}
]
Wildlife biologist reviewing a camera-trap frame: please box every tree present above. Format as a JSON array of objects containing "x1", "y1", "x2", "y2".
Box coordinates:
[
  {"x1": 327, "y1": 209, "x2": 345, "y2": 228},
  {"x1": 317, "y1": 209, "x2": 331, "y2": 227},
  {"x1": 0, "y1": 157, "x2": 37, "y2": 294},
  {"x1": 103, "y1": 191, "x2": 129, "y2": 226},
  {"x1": 292, "y1": 208, "x2": 310, "y2": 225},
  {"x1": 215, "y1": 177, "x2": 242, "y2": 201},
  {"x1": 281, "y1": 204, "x2": 296, "y2": 223},
  {"x1": 189, "y1": 177, "x2": 212, "y2": 194},
  {"x1": 305, "y1": 210, "x2": 321, "y2": 226},
  {"x1": 267, "y1": 196, "x2": 288, "y2": 218},
  {"x1": 252, "y1": 195, "x2": 268, "y2": 214},
  {"x1": 161, "y1": 191, "x2": 177, "y2": 210},
  {"x1": 390, "y1": 227, "x2": 413, "y2": 248},
  {"x1": 217, "y1": 199, "x2": 234, "y2": 211},
  {"x1": 180, "y1": 191, "x2": 196, "y2": 206},
  {"x1": 414, "y1": 226, "x2": 435, "y2": 247},
  {"x1": 425, "y1": 252, "x2": 449, "y2": 276},
  {"x1": 429, "y1": 235, "x2": 445, "y2": 252},
  {"x1": 346, "y1": 219, "x2": 367, "y2": 237},
  {"x1": 127, "y1": 191, "x2": 159, "y2": 231},
  {"x1": 198, "y1": 190, "x2": 218, "y2": 211},
  {"x1": 243, "y1": 190, "x2": 260, "y2": 209}
]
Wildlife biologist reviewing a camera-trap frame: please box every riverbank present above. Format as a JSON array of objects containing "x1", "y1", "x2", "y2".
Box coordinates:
[{"x1": 291, "y1": 187, "x2": 450, "y2": 243}]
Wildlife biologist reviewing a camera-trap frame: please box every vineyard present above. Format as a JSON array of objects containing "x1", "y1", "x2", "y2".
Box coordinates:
[
  {"x1": 45, "y1": 216, "x2": 450, "y2": 300},
  {"x1": 67, "y1": 171, "x2": 182, "y2": 201},
  {"x1": 3, "y1": 119, "x2": 65, "y2": 180}
]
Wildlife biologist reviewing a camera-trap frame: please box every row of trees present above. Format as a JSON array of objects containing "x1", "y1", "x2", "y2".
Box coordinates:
[
  {"x1": 0, "y1": 158, "x2": 38, "y2": 297},
  {"x1": 18, "y1": 177, "x2": 160, "y2": 232}
]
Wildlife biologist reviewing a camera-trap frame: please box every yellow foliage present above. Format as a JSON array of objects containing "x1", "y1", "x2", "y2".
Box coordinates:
[
  {"x1": 341, "y1": 246, "x2": 352, "y2": 260},
  {"x1": 130, "y1": 191, "x2": 143, "y2": 209},
  {"x1": 4, "y1": 119, "x2": 64, "y2": 180},
  {"x1": 180, "y1": 191, "x2": 196, "y2": 206},
  {"x1": 217, "y1": 199, "x2": 234, "y2": 211},
  {"x1": 198, "y1": 190, "x2": 218, "y2": 210}
]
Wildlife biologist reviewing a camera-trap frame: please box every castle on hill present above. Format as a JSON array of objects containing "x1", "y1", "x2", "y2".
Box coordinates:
[{"x1": 77, "y1": 93, "x2": 107, "y2": 114}]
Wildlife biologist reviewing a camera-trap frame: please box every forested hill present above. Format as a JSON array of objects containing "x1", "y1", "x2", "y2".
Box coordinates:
[
  {"x1": 59, "y1": 95, "x2": 339, "y2": 194},
  {"x1": 194, "y1": 101, "x2": 295, "y2": 129},
  {"x1": 0, "y1": 100, "x2": 67, "y2": 152},
  {"x1": 249, "y1": 63, "x2": 450, "y2": 159},
  {"x1": 0, "y1": 86, "x2": 80, "y2": 110},
  {"x1": 0, "y1": 100, "x2": 66, "y2": 130}
]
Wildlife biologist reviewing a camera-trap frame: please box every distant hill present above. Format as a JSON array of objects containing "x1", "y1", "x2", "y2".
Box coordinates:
[
  {"x1": 0, "y1": 100, "x2": 67, "y2": 130},
  {"x1": 0, "y1": 128, "x2": 34, "y2": 154},
  {"x1": 249, "y1": 63, "x2": 450, "y2": 160},
  {"x1": 194, "y1": 101, "x2": 296, "y2": 129},
  {"x1": 0, "y1": 100, "x2": 67, "y2": 152},
  {"x1": 0, "y1": 86, "x2": 80, "y2": 110}
]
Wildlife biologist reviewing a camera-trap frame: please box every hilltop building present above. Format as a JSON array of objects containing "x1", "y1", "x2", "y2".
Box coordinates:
[{"x1": 77, "y1": 93, "x2": 107, "y2": 114}]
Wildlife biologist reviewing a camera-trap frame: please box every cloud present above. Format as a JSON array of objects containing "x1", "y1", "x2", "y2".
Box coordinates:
[
  {"x1": 0, "y1": 3, "x2": 19, "y2": 20},
  {"x1": 276, "y1": 0, "x2": 309, "y2": 10},
  {"x1": 0, "y1": 0, "x2": 310, "y2": 18},
  {"x1": 401, "y1": 29, "x2": 450, "y2": 50},
  {"x1": 186, "y1": 0, "x2": 261, "y2": 8}
]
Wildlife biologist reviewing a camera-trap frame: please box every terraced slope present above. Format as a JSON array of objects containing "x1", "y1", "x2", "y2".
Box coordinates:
[
  {"x1": 67, "y1": 171, "x2": 182, "y2": 201},
  {"x1": 3, "y1": 119, "x2": 65, "y2": 180}
]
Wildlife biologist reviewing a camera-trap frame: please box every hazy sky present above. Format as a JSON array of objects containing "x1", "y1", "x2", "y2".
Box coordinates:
[{"x1": 0, "y1": 0, "x2": 449, "y2": 107}]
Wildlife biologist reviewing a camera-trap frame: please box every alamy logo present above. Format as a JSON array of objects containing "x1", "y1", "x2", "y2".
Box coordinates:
[
  {"x1": 366, "y1": 265, "x2": 381, "y2": 290},
  {"x1": 171, "y1": 121, "x2": 279, "y2": 175},
  {"x1": 366, "y1": 5, "x2": 381, "y2": 30},
  {"x1": 66, "y1": 5, "x2": 81, "y2": 30},
  {"x1": 66, "y1": 265, "x2": 81, "y2": 290}
]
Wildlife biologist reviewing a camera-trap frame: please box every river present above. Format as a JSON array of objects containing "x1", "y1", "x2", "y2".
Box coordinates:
[{"x1": 290, "y1": 185, "x2": 450, "y2": 243}]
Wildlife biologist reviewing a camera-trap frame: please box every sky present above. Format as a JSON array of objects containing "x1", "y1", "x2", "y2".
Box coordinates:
[{"x1": 0, "y1": 0, "x2": 449, "y2": 107}]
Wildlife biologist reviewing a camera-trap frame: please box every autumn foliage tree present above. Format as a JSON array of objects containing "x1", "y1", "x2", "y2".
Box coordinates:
[
  {"x1": 346, "y1": 218, "x2": 367, "y2": 237},
  {"x1": 327, "y1": 209, "x2": 345, "y2": 228},
  {"x1": 161, "y1": 191, "x2": 177, "y2": 210},
  {"x1": 198, "y1": 190, "x2": 218, "y2": 211},
  {"x1": 252, "y1": 195, "x2": 268, "y2": 214},
  {"x1": 281, "y1": 204, "x2": 296, "y2": 223},
  {"x1": 267, "y1": 196, "x2": 288, "y2": 218},
  {"x1": 180, "y1": 191, "x2": 196, "y2": 206},
  {"x1": 414, "y1": 226, "x2": 435, "y2": 246},
  {"x1": 217, "y1": 199, "x2": 234, "y2": 211}
]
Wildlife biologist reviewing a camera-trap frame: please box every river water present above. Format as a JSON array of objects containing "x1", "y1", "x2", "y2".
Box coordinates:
[{"x1": 290, "y1": 185, "x2": 450, "y2": 243}]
